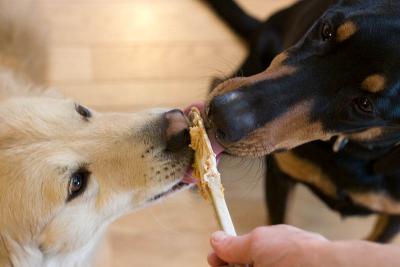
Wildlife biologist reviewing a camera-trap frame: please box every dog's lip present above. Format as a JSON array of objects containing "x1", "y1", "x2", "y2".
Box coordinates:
[
  {"x1": 182, "y1": 174, "x2": 197, "y2": 184},
  {"x1": 150, "y1": 180, "x2": 192, "y2": 202}
]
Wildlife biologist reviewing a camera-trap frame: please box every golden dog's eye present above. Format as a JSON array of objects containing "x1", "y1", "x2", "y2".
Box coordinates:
[
  {"x1": 321, "y1": 22, "x2": 334, "y2": 41},
  {"x1": 67, "y1": 169, "x2": 90, "y2": 201},
  {"x1": 75, "y1": 104, "x2": 92, "y2": 119}
]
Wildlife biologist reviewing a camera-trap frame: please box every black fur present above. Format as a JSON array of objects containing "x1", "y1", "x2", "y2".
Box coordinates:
[{"x1": 204, "y1": 0, "x2": 400, "y2": 242}]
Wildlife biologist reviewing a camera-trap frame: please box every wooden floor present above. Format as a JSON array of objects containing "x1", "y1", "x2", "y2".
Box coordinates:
[{"x1": 6, "y1": 0, "x2": 400, "y2": 266}]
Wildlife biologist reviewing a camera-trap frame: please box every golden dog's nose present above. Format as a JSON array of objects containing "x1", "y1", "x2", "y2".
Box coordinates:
[{"x1": 164, "y1": 109, "x2": 190, "y2": 152}]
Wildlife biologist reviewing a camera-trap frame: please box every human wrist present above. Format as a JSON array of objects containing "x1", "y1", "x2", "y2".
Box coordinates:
[
  {"x1": 295, "y1": 233, "x2": 333, "y2": 267},
  {"x1": 318, "y1": 240, "x2": 397, "y2": 267},
  {"x1": 301, "y1": 238, "x2": 365, "y2": 267},
  {"x1": 314, "y1": 240, "x2": 350, "y2": 267}
]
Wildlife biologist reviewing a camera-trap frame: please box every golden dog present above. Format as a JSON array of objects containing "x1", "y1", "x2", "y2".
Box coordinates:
[{"x1": 0, "y1": 2, "x2": 193, "y2": 266}]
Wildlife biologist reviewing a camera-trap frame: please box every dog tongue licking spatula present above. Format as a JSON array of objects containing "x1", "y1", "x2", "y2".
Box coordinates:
[{"x1": 187, "y1": 106, "x2": 249, "y2": 267}]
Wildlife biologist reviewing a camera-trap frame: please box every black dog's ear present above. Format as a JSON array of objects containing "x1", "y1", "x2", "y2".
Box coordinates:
[{"x1": 374, "y1": 146, "x2": 400, "y2": 175}]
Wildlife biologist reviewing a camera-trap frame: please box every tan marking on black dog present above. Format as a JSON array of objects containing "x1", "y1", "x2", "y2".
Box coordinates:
[
  {"x1": 207, "y1": 53, "x2": 295, "y2": 101},
  {"x1": 362, "y1": 74, "x2": 386, "y2": 93},
  {"x1": 222, "y1": 101, "x2": 333, "y2": 157},
  {"x1": 337, "y1": 21, "x2": 357, "y2": 42},
  {"x1": 274, "y1": 151, "x2": 336, "y2": 195},
  {"x1": 348, "y1": 127, "x2": 384, "y2": 142},
  {"x1": 250, "y1": 65, "x2": 297, "y2": 85},
  {"x1": 367, "y1": 214, "x2": 391, "y2": 241},
  {"x1": 246, "y1": 52, "x2": 296, "y2": 85},
  {"x1": 268, "y1": 52, "x2": 289, "y2": 71},
  {"x1": 208, "y1": 77, "x2": 248, "y2": 97},
  {"x1": 350, "y1": 192, "x2": 400, "y2": 213}
]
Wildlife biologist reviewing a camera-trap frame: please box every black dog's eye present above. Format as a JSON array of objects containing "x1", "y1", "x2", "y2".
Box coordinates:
[
  {"x1": 75, "y1": 104, "x2": 92, "y2": 119},
  {"x1": 354, "y1": 96, "x2": 374, "y2": 114},
  {"x1": 67, "y1": 169, "x2": 90, "y2": 201},
  {"x1": 321, "y1": 22, "x2": 334, "y2": 41}
]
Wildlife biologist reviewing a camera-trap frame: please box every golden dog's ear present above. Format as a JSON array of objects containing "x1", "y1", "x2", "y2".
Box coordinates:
[
  {"x1": 0, "y1": 120, "x2": 13, "y2": 145},
  {"x1": 0, "y1": 116, "x2": 25, "y2": 149}
]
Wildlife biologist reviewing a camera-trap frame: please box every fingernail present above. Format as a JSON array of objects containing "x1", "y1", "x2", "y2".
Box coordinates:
[{"x1": 211, "y1": 231, "x2": 227, "y2": 244}]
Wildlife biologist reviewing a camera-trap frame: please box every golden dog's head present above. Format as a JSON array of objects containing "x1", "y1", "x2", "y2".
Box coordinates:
[{"x1": 0, "y1": 80, "x2": 193, "y2": 265}]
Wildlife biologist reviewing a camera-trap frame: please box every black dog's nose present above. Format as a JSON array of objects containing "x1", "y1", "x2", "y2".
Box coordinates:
[
  {"x1": 208, "y1": 91, "x2": 257, "y2": 143},
  {"x1": 164, "y1": 109, "x2": 190, "y2": 152}
]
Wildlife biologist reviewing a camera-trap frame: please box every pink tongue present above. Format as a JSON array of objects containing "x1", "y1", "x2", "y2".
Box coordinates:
[
  {"x1": 208, "y1": 131, "x2": 225, "y2": 156},
  {"x1": 182, "y1": 102, "x2": 225, "y2": 183}
]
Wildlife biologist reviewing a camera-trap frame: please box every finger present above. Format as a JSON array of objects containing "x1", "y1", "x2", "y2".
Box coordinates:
[
  {"x1": 207, "y1": 251, "x2": 227, "y2": 267},
  {"x1": 210, "y1": 231, "x2": 253, "y2": 264}
]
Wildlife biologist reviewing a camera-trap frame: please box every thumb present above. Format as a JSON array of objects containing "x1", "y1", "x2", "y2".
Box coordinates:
[{"x1": 210, "y1": 231, "x2": 253, "y2": 264}]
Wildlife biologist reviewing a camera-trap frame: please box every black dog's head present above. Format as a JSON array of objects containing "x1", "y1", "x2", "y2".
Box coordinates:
[{"x1": 207, "y1": 0, "x2": 400, "y2": 156}]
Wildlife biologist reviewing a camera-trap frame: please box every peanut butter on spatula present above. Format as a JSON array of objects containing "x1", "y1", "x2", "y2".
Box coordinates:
[{"x1": 188, "y1": 107, "x2": 236, "y2": 236}]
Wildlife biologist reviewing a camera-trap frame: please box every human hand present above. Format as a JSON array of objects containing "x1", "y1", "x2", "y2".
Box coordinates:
[{"x1": 208, "y1": 225, "x2": 329, "y2": 267}]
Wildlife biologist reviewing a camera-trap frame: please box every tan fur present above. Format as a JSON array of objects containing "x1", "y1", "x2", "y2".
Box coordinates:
[
  {"x1": 274, "y1": 151, "x2": 337, "y2": 196},
  {"x1": 337, "y1": 21, "x2": 358, "y2": 42},
  {"x1": 275, "y1": 151, "x2": 400, "y2": 214},
  {"x1": 348, "y1": 127, "x2": 384, "y2": 142},
  {"x1": 350, "y1": 192, "x2": 400, "y2": 214},
  {"x1": 362, "y1": 74, "x2": 387, "y2": 93},
  {"x1": 208, "y1": 52, "x2": 296, "y2": 99},
  {"x1": 223, "y1": 101, "x2": 332, "y2": 157},
  {"x1": 268, "y1": 52, "x2": 289, "y2": 71},
  {"x1": 275, "y1": 152, "x2": 400, "y2": 215},
  {"x1": 367, "y1": 214, "x2": 391, "y2": 241},
  {"x1": 0, "y1": 4, "x2": 192, "y2": 266},
  {"x1": 250, "y1": 65, "x2": 297, "y2": 86}
]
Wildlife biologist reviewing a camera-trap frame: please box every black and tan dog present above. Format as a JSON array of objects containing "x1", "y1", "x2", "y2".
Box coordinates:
[{"x1": 204, "y1": 0, "x2": 400, "y2": 243}]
